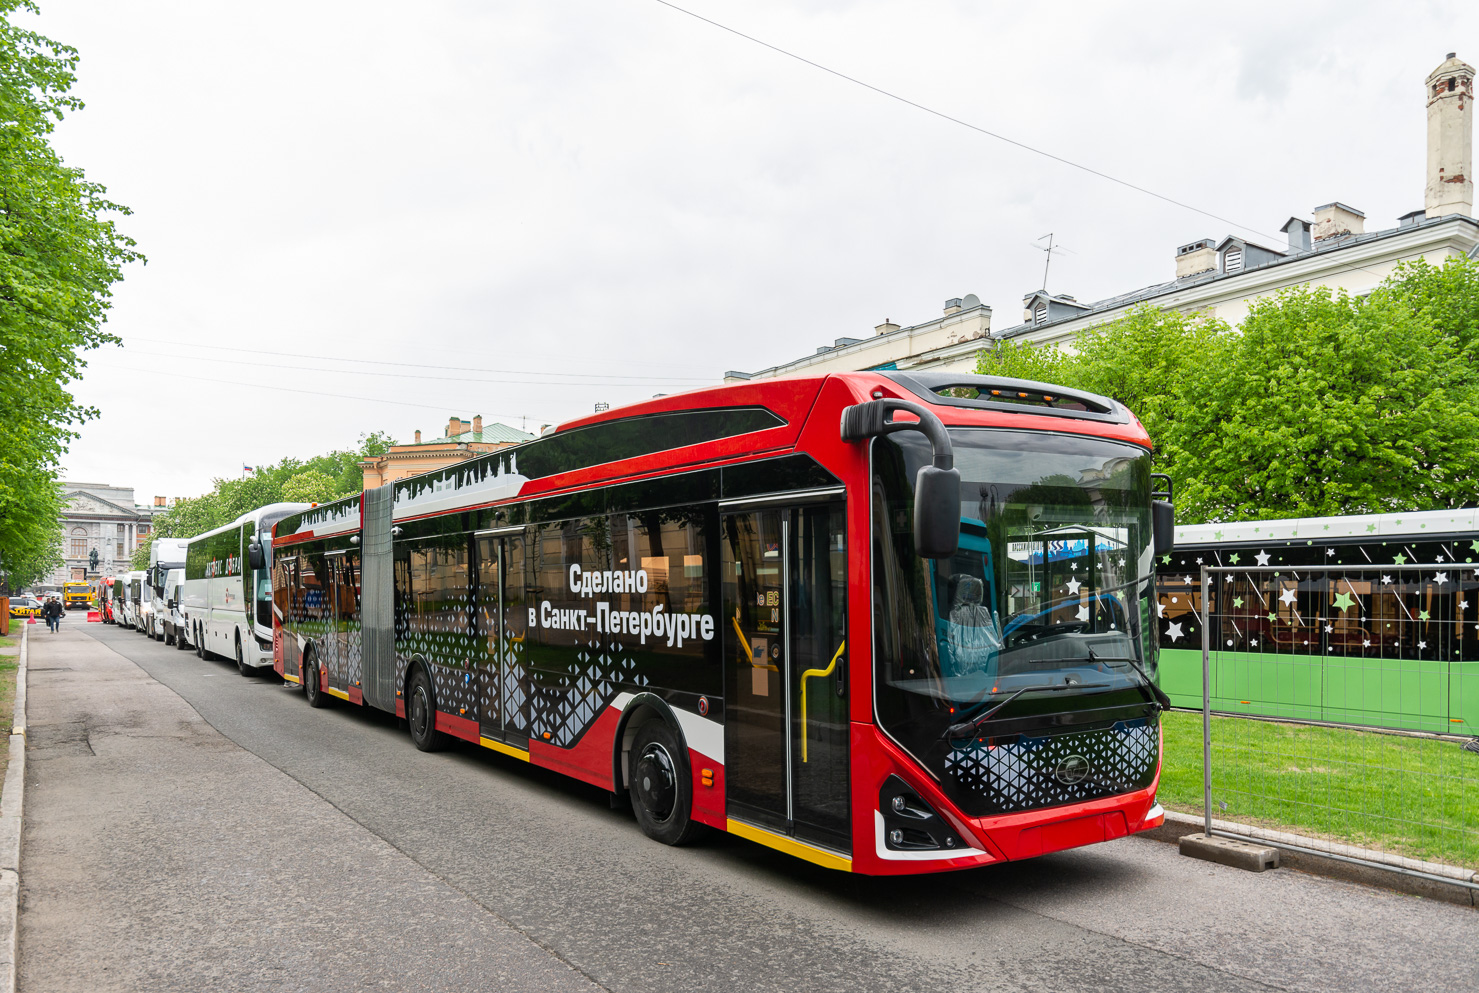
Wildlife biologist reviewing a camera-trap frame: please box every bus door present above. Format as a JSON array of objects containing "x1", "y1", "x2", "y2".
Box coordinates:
[
  {"x1": 721, "y1": 499, "x2": 850, "y2": 853},
  {"x1": 476, "y1": 529, "x2": 528, "y2": 743},
  {"x1": 320, "y1": 550, "x2": 348, "y2": 692},
  {"x1": 328, "y1": 549, "x2": 362, "y2": 694}
]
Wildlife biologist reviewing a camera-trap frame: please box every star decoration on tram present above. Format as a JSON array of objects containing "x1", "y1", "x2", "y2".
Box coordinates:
[
  {"x1": 1233, "y1": 597, "x2": 1244, "y2": 608},
  {"x1": 1229, "y1": 553, "x2": 1241, "y2": 565},
  {"x1": 1332, "y1": 591, "x2": 1356, "y2": 612},
  {"x1": 1278, "y1": 587, "x2": 1298, "y2": 606},
  {"x1": 1165, "y1": 622, "x2": 1184, "y2": 642},
  {"x1": 1419, "y1": 609, "x2": 1431, "y2": 621},
  {"x1": 1255, "y1": 551, "x2": 1271, "y2": 566},
  {"x1": 1362, "y1": 639, "x2": 1371, "y2": 647},
  {"x1": 1157, "y1": 602, "x2": 1166, "y2": 617},
  {"x1": 1183, "y1": 575, "x2": 1194, "y2": 586},
  {"x1": 1435, "y1": 572, "x2": 1449, "y2": 585},
  {"x1": 1076, "y1": 604, "x2": 1090, "y2": 623},
  {"x1": 1066, "y1": 578, "x2": 1082, "y2": 595},
  {"x1": 1394, "y1": 553, "x2": 1408, "y2": 565}
]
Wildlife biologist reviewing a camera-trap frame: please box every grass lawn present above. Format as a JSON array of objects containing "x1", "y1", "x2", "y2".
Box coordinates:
[
  {"x1": 1159, "y1": 710, "x2": 1479, "y2": 869},
  {"x1": 0, "y1": 630, "x2": 17, "y2": 795}
]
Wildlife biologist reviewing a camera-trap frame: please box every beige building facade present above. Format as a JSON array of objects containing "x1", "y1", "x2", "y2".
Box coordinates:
[
  {"x1": 727, "y1": 53, "x2": 1479, "y2": 384},
  {"x1": 360, "y1": 415, "x2": 533, "y2": 489}
]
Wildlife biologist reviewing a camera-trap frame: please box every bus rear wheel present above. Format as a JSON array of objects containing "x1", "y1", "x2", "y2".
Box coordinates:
[
  {"x1": 195, "y1": 625, "x2": 206, "y2": 659},
  {"x1": 407, "y1": 668, "x2": 445, "y2": 752},
  {"x1": 304, "y1": 656, "x2": 329, "y2": 709},
  {"x1": 628, "y1": 721, "x2": 704, "y2": 846}
]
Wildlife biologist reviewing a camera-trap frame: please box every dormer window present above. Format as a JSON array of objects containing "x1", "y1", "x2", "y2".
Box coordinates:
[
  {"x1": 1224, "y1": 247, "x2": 1243, "y2": 273},
  {"x1": 1034, "y1": 304, "x2": 1048, "y2": 326}
]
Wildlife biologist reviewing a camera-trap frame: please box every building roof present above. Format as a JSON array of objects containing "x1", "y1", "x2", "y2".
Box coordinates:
[
  {"x1": 996, "y1": 211, "x2": 1479, "y2": 341},
  {"x1": 422, "y1": 422, "x2": 534, "y2": 446}
]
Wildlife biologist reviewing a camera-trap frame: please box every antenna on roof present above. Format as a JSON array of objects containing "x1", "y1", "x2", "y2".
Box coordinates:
[{"x1": 1033, "y1": 233, "x2": 1070, "y2": 292}]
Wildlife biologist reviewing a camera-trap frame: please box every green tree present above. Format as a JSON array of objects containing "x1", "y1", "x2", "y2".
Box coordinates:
[
  {"x1": 0, "y1": 1, "x2": 140, "y2": 590},
  {"x1": 977, "y1": 285, "x2": 1479, "y2": 526},
  {"x1": 148, "y1": 432, "x2": 397, "y2": 541},
  {"x1": 281, "y1": 469, "x2": 337, "y2": 505},
  {"x1": 1375, "y1": 254, "x2": 1479, "y2": 356},
  {"x1": 1174, "y1": 286, "x2": 1479, "y2": 522},
  {"x1": 130, "y1": 531, "x2": 152, "y2": 571}
]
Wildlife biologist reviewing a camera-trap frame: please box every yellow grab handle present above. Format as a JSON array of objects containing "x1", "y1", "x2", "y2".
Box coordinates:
[
  {"x1": 799, "y1": 641, "x2": 845, "y2": 763},
  {"x1": 732, "y1": 614, "x2": 778, "y2": 672}
]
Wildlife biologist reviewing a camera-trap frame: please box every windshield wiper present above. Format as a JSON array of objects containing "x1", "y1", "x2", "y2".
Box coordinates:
[
  {"x1": 1086, "y1": 648, "x2": 1172, "y2": 711},
  {"x1": 943, "y1": 681, "x2": 1111, "y2": 741}
]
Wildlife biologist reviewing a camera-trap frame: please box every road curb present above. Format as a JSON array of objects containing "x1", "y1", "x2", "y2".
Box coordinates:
[
  {"x1": 1138, "y1": 809, "x2": 1477, "y2": 908},
  {"x1": 0, "y1": 623, "x2": 28, "y2": 993}
]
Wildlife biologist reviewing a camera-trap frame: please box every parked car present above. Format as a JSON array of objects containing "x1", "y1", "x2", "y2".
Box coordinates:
[{"x1": 7, "y1": 597, "x2": 41, "y2": 619}]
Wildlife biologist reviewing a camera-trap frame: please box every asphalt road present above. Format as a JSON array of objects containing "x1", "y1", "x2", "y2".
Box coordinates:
[{"x1": 19, "y1": 622, "x2": 1479, "y2": 992}]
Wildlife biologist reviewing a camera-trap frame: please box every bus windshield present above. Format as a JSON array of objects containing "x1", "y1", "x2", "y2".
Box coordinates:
[{"x1": 872, "y1": 428, "x2": 1159, "y2": 807}]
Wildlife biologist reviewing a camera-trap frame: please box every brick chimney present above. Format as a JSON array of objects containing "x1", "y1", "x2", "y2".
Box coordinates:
[
  {"x1": 1313, "y1": 202, "x2": 1365, "y2": 241},
  {"x1": 414, "y1": 429, "x2": 421, "y2": 444},
  {"x1": 154, "y1": 495, "x2": 165, "y2": 507},
  {"x1": 1176, "y1": 239, "x2": 1216, "y2": 278},
  {"x1": 473, "y1": 415, "x2": 483, "y2": 436},
  {"x1": 447, "y1": 416, "x2": 463, "y2": 437},
  {"x1": 1426, "y1": 52, "x2": 1474, "y2": 218}
]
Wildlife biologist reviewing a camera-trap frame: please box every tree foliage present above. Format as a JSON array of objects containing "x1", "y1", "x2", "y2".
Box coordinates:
[
  {"x1": 147, "y1": 433, "x2": 396, "y2": 542},
  {"x1": 976, "y1": 257, "x2": 1479, "y2": 525},
  {"x1": 0, "y1": 1, "x2": 140, "y2": 588}
]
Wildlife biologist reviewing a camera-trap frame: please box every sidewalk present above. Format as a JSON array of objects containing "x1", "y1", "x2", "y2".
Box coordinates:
[{"x1": 19, "y1": 627, "x2": 598, "y2": 992}]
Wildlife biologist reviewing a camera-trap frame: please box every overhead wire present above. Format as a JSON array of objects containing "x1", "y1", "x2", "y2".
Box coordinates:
[
  {"x1": 649, "y1": 0, "x2": 1413, "y2": 283},
  {"x1": 119, "y1": 348, "x2": 712, "y2": 389},
  {"x1": 106, "y1": 361, "x2": 566, "y2": 424},
  {"x1": 120, "y1": 335, "x2": 713, "y2": 384}
]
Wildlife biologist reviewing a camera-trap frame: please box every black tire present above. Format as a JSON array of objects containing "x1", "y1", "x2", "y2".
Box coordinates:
[
  {"x1": 235, "y1": 635, "x2": 255, "y2": 677},
  {"x1": 628, "y1": 721, "x2": 704, "y2": 846},
  {"x1": 304, "y1": 655, "x2": 329, "y2": 709},
  {"x1": 174, "y1": 625, "x2": 188, "y2": 651},
  {"x1": 407, "y1": 667, "x2": 445, "y2": 752},
  {"x1": 196, "y1": 624, "x2": 206, "y2": 660},
  {"x1": 164, "y1": 625, "x2": 174, "y2": 647}
]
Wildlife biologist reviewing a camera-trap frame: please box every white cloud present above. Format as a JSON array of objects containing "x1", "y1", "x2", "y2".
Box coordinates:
[{"x1": 25, "y1": 0, "x2": 1478, "y2": 497}]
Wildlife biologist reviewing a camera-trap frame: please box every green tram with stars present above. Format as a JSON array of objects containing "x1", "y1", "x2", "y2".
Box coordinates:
[{"x1": 1156, "y1": 508, "x2": 1479, "y2": 734}]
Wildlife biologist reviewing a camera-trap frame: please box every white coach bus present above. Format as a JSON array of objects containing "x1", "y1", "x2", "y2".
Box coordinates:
[
  {"x1": 145, "y1": 537, "x2": 190, "y2": 641},
  {"x1": 182, "y1": 503, "x2": 309, "y2": 675}
]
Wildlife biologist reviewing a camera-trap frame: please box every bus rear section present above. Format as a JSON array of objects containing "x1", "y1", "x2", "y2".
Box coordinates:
[{"x1": 271, "y1": 371, "x2": 1167, "y2": 874}]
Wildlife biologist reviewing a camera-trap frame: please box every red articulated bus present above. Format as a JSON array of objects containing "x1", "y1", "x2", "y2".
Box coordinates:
[{"x1": 269, "y1": 371, "x2": 1170, "y2": 874}]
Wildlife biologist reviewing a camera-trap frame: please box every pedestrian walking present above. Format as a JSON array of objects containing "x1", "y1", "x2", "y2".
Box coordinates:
[{"x1": 43, "y1": 596, "x2": 62, "y2": 633}]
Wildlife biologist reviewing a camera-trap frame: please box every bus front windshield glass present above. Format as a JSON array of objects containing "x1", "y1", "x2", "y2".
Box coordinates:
[{"x1": 872, "y1": 428, "x2": 1157, "y2": 777}]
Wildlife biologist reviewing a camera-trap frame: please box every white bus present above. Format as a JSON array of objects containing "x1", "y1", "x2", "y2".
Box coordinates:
[
  {"x1": 119, "y1": 570, "x2": 147, "y2": 629},
  {"x1": 183, "y1": 503, "x2": 310, "y2": 675},
  {"x1": 146, "y1": 537, "x2": 190, "y2": 641}
]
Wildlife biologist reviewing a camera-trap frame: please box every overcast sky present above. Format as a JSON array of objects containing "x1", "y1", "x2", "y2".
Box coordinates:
[{"x1": 28, "y1": 0, "x2": 1479, "y2": 502}]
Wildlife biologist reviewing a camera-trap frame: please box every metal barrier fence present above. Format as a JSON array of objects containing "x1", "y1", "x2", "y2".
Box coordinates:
[{"x1": 1197, "y1": 564, "x2": 1479, "y2": 887}]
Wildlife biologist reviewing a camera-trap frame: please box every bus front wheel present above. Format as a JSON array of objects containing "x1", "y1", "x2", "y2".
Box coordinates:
[
  {"x1": 628, "y1": 721, "x2": 704, "y2": 846},
  {"x1": 235, "y1": 635, "x2": 255, "y2": 677}
]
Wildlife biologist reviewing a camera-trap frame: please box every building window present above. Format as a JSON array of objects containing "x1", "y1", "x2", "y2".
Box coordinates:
[
  {"x1": 139, "y1": 523, "x2": 150, "y2": 536},
  {"x1": 70, "y1": 537, "x2": 86, "y2": 558},
  {"x1": 1224, "y1": 248, "x2": 1243, "y2": 273},
  {"x1": 1034, "y1": 304, "x2": 1048, "y2": 326}
]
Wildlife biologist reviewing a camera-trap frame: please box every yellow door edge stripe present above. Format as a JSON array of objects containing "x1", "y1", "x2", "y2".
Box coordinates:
[
  {"x1": 324, "y1": 686, "x2": 351, "y2": 701},
  {"x1": 282, "y1": 673, "x2": 301, "y2": 684},
  {"x1": 726, "y1": 818, "x2": 852, "y2": 872},
  {"x1": 480, "y1": 736, "x2": 531, "y2": 762}
]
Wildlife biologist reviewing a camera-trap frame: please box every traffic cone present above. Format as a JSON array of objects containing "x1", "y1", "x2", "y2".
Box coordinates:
[{"x1": 26, "y1": 616, "x2": 35, "y2": 624}]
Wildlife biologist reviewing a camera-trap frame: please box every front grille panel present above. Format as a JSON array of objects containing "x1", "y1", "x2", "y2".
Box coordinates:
[{"x1": 944, "y1": 719, "x2": 1158, "y2": 816}]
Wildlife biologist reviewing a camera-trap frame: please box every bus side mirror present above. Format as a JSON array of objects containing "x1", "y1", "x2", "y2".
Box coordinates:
[
  {"x1": 1153, "y1": 500, "x2": 1174, "y2": 557},
  {"x1": 842, "y1": 396, "x2": 959, "y2": 559},
  {"x1": 248, "y1": 541, "x2": 265, "y2": 570},
  {"x1": 915, "y1": 466, "x2": 961, "y2": 559}
]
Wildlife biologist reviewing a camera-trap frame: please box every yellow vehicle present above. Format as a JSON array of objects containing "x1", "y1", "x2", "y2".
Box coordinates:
[
  {"x1": 63, "y1": 581, "x2": 91, "y2": 610},
  {"x1": 7, "y1": 596, "x2": 41, "y2": 618}
]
